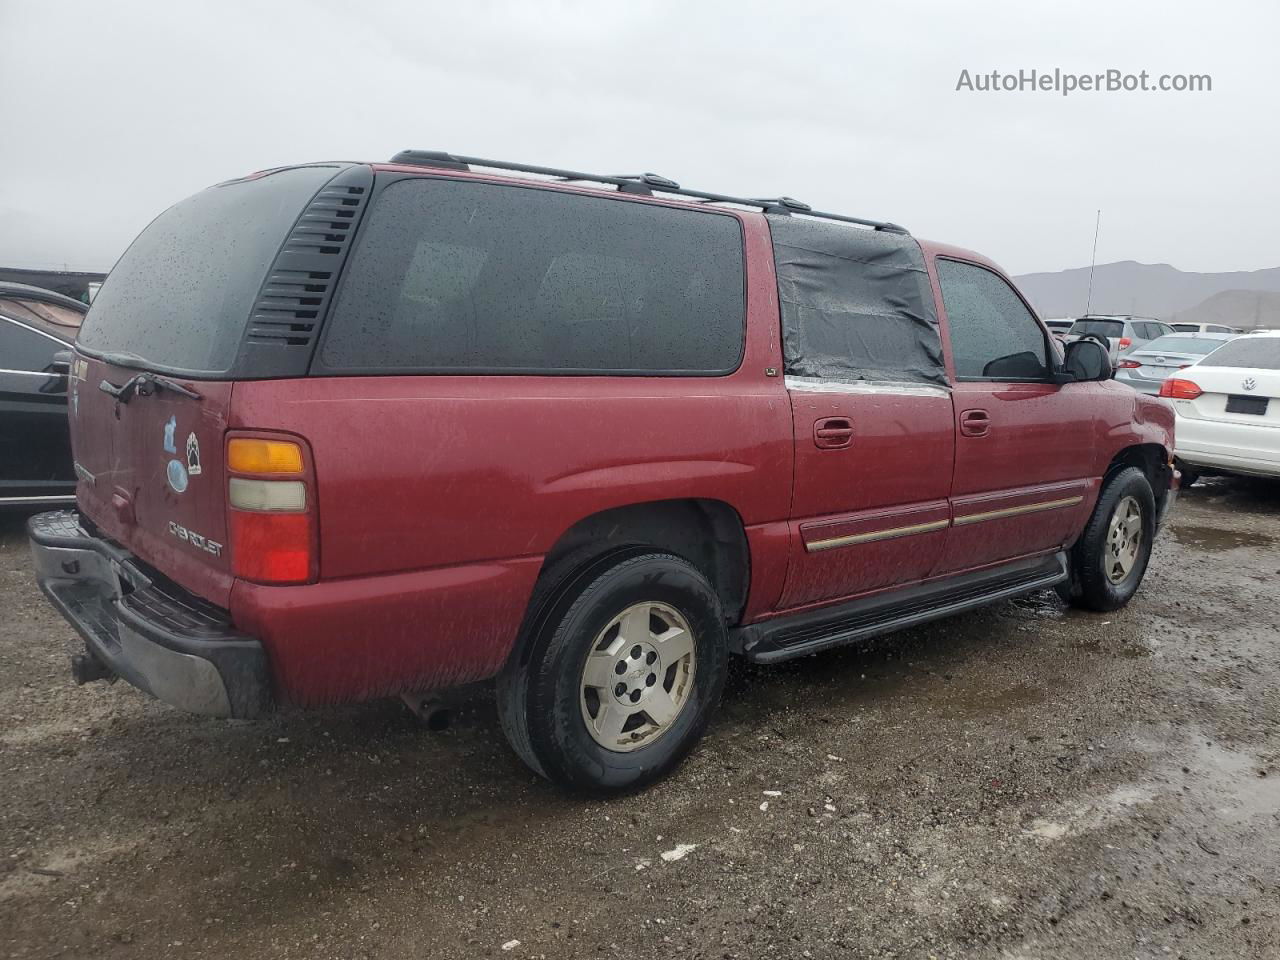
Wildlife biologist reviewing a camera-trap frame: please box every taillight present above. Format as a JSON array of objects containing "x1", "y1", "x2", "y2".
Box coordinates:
[
  {"x1": 1159, "y1": 378, "x2": 1203, "y2": 400},
  {"x1": 1118, "y1": 337, "x2": 1132, "y2": 348},
  {"x1": 1117, "y1": 358, "x2": 1141, "y2": 369},
  {"x1": 226, "y1": 436, "x2": 315, "y2": 584}
]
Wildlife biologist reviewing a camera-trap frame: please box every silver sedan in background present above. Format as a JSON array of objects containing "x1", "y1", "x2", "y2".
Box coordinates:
[{"x1": 1114, "y1": 332, "x2": 1238, "y2": 394}]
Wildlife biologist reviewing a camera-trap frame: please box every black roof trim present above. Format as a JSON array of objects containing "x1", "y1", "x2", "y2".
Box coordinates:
[{"x1": 387, "y1": 150, "x2": 909, "y2": 234}]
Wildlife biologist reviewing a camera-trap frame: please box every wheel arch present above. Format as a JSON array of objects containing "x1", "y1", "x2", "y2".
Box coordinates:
[
  {"x1": 505, "y1": 498, "x2": 751, "y2": 670},
  {"x1": 1104, "y1": 442, "x2": 1173, "y2": 513}
]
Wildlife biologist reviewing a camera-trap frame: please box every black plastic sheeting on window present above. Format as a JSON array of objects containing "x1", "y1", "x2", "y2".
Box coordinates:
[{"x1": 767, "y1": 215, "x2": 948, "y2": 387}]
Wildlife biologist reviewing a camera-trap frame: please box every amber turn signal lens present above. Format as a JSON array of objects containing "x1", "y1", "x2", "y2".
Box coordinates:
[{"x1": 227, "y1": 438, "x2": 303, "y2": 474}]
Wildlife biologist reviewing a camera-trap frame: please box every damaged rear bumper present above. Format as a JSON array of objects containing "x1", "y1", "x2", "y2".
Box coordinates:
[{"x1": 27, "y1": 511, "x2": 271, "y2": 718}]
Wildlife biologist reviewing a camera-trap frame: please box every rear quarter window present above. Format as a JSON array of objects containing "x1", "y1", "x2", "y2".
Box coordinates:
[{"x1": 317, "y1": 178, "x2": 746, "y2": 375}]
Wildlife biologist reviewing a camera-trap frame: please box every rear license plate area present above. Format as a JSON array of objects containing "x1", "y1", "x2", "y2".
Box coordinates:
[{"x1": 1226, "y1": 395, "x2": 1269, "y2": 416}]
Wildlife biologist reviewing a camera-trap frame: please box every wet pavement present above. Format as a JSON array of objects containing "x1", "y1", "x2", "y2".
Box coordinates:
[{"x1": 2, "y1": 478, "x2": 1278, "y2": 959}]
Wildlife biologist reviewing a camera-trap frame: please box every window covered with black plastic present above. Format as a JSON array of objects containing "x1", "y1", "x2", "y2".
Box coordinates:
[
  {"x1": 319, "y1": 178, "x2": 746, "y2": 375},
  {"x1": 768, "y1": 215, "x2": 947, "y2": 387}
]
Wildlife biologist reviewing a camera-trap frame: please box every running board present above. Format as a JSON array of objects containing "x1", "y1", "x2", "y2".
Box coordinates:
[{"x1": 733, "y1": 552, "x2": 1068, "y2": 664}]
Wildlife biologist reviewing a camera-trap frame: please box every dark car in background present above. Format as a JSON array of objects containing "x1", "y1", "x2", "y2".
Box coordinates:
[{"x1": 0, "y1": 282, "x2": 86, "y2": 506}]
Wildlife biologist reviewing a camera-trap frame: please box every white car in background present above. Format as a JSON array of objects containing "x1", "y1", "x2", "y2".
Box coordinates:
[
  {"x1": 1170, "y1": 322, "x2": 1241, "y2": 334},
  {"x1": 1161, "y1": 331, "x2": 1280, "y2": 484}
]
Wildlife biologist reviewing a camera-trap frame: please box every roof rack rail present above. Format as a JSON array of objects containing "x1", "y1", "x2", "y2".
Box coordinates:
[{"x1": 387, "y1": 150, "x2": 908, "y2": 234}]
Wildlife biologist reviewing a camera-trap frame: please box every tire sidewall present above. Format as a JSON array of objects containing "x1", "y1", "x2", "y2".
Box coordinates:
[
  {"x1": 1077, "y1": 467, "x2": 1157, "y2": 610},
  {"x1": 529, "y1": 554, "x2": 727, "y2": 792}
]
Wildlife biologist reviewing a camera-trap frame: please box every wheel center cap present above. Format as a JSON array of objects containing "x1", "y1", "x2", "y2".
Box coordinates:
[{"x1": 611, "y1": 641, "x2": 661, "y2": 704}]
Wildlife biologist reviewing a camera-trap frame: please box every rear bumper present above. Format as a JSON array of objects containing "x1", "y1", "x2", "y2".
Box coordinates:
[
  {"x1": 1113, "y1": 371, "x2": 1163, "y2": 395},
  {"x1": 1175, "y1": 414, "x2": 1280, "y2": 478},
  {"x1": 28, "y1": 511, "x2": 271, "y2": 718}
]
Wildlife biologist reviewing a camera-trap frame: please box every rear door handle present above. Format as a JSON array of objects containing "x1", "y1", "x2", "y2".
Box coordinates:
[
  {"x1": 960, "y1": 409, "x2": 990, "y2": 438},
  {"x1": 814, "y1": 417, "x2": 853, "y2": 449}
]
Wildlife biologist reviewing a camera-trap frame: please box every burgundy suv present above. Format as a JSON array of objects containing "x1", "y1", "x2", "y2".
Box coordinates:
[{"x1": 29, "y1": 152, "x2": 1176, "y2": 791}]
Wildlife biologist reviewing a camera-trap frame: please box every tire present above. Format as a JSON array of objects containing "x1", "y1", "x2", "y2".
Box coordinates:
[
  {"x1": 1062, "y1": 466, "x2": 1156, "y2": 612},
  {"x1": 498, "y1": 552, "x2": 728, "y2": 793},
  {"x1": 1176, "y1": 462, "x2": 1201, "y2": 488}
]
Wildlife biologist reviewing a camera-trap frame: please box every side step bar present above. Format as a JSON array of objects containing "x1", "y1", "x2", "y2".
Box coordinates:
[{"x1": 733, "y1": 552, "x2": 1068, "y2": 664}]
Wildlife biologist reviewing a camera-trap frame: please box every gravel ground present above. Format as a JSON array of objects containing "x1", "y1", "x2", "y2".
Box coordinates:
[{"x1": 2, "y1": 479, "x2": 1278, "y2": 959}]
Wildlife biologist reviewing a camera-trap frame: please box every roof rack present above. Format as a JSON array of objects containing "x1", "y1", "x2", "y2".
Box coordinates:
[{"x1": 387, "y1": 150, "x2": 908, "y2": 234}]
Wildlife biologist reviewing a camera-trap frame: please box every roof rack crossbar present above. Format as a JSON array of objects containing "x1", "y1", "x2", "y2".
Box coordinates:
[{"x1": 388, "y1": 150, "x2": 909, "y2": 234}]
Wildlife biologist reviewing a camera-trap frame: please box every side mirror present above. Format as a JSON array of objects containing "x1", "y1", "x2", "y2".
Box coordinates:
[
  {"x1": 48, "y1": 349, "x2": 73, "y2": 373},
  {"x1": 1064, "y1": 338, "x2": 1113, "y2": 382}
]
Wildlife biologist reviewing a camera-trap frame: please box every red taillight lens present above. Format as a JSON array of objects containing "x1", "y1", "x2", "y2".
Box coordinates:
[
  {"x1": 1118, "y1": 337, "x2": 1132, "y2": 348},
  {"x1": 226, "y1": 432, "x2": 315, "y2": 584},
  {"x1": 1117, "y1": 358, "x2": 1141, "y2": 369},
  {"x1": 229, "y1": 511, "x2": 312, "y2": 583},
  {"x1": 1159, "y1": 378, "x2": 1203, "y2": 400}
]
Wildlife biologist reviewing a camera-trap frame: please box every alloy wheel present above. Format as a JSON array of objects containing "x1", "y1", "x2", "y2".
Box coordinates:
[
  {"x1": 1105, "y1": 495, "x2": 1143, "y2": 584},
  {"x1": 579, "y1": 601, "x2": 697, "y2": 752}
]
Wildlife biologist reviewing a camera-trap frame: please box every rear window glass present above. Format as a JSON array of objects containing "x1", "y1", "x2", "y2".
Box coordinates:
[
  {"x1": 77, "y1": 166, "x2": 338, "y2": 374},
  {"x1": 1140, "y1": 335, "x2": 1227, "y2": 356},
  {"x1": 318, "y1": 178, "x2": 745, "y2": 375},
  {"x1": 1201, "y1": 337, "x2": 1280, "y2": 369},
  {"x1": 1069, "y1": 319, "x2": 1123, "y2": 336}
]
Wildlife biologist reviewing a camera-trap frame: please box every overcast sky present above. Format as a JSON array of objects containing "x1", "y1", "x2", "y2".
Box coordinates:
[{"x1": 1, "y1": 0, "x2": 1274, "y2": 277}]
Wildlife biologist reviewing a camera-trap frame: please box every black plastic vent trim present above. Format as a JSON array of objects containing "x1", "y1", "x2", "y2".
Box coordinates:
[{"x1": 233, "y1": 164, "x2": 375, "y2": 378}]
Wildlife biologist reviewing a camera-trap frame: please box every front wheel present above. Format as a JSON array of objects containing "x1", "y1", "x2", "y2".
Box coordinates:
[
  {"x1": 1060, "y1": 466, "x2": 1156, "y2": 612},
  {"x1": 498, "y1": 552, "x2": 728, "y2": 793}
]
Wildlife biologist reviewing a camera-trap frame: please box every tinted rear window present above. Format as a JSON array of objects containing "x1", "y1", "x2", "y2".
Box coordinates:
[
  {"x1": 78, "y1": 166, "x2": 338, "y2": 374},
  {"x1": 1069, "y1": 319, "x2": 1123, "y2": 336},
  {"x1": 318, "y1": 178, "x2": 745, "y2": 375},
  {"x1": 1201, "y1": 337, "x2": 1280, "y2": 369}
]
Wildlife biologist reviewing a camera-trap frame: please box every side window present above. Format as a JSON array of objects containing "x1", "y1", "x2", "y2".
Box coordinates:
[
  {"x1": 936, "y1": 260, "x2": 1049, "y2": 381},
  {"x1": 0, "y1": 319, "x2": 59, "y2": 373},
  {"x1": 319, "y1": 178, "x2": 746, "y2": 375}
]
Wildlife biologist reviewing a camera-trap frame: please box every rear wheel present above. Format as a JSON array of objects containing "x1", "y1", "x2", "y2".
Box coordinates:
[
  {"x1": 1060, "y1": 467, "x2": 1156, "y2": 612},
  {"x1": 498, "y1": 552, "x2": 728, "y2": 793}
]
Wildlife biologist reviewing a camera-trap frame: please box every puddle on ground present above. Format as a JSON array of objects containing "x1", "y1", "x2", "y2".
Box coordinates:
[{"x1": 1170, "y1": 524, "x2": 1276, "y2": 552}]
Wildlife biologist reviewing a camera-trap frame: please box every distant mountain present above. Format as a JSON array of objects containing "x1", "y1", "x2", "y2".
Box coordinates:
[
  {"x1": 1012, "y1": 261, "x2": 1280, "y2": 325},
  {"x1": 1168, "y1": 290, "x2": 1280, "y2": 331}
]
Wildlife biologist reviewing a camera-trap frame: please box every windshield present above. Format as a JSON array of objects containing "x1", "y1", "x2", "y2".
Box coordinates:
[
  {"x1": 1139, "y1": 335, "x2": 1230, "y2": 356},
  {"x1": 77, "y1": 165, "x2": 338, "y2": 375},
  {"x1": 1200, "y1": 337, "x2": 1280, "y2": 370},
  {"x1": 1069, "y1": 319, "x2": 1123, "y2": 337}
]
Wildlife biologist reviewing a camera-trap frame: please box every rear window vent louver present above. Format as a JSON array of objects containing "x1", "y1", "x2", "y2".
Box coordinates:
[{"x1": 236, "y1": 164, "x2": 375, "y2": 377}]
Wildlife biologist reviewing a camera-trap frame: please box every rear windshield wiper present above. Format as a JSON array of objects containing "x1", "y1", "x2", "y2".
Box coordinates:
[{"x1": 99, "y1": 372, "x2": 201, "y2": 404}]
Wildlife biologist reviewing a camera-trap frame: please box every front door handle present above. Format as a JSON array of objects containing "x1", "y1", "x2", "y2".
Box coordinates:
[
  {"x1": 814, "y1": 417, "x2": 854, "y2": 449},
  {"x1": 960, "y1": 409, "x2": 990, "y2": 438}
]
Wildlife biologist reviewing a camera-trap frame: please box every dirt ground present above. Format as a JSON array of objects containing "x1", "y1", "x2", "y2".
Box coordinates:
[{"x1": 2, "y1": 479, "x2": 1278, "y2": 960}]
